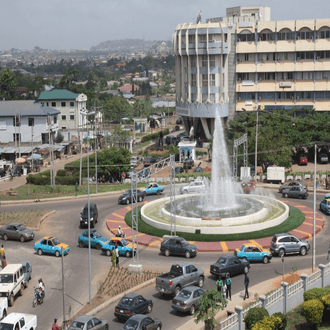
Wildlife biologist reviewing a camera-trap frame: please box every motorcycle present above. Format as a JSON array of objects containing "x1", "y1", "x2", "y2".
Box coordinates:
[
  {"x1": 115, "y1": 233, "x2": 125, "y2": 238},
  {"x1": 32, "y1": 288, "x2": 44, "y2": 307}
]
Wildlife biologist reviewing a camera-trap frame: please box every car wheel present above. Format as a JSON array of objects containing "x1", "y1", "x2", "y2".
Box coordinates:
[
  {"x1": 278, "y1": 249, "x2": 285, "y2": 258},
  {"x1": 125, "y1": 250, "x2": 131, "y2": 258},
  {"x1": 298, "y1": 195, "x2": 303, "y2": 199},
  {"x1": 156, "y1": 326, "x2": 161, "y2": 330},
  {"x1": 164, "y1": 249, "x2": 170, "y2": 257},
  {"x1": 183, "y1": 190, "x2": 188, "y2": 194},
  {"x1": 242, "y1": 257, "x2": 248, "y2": 262},
  {"x1": 20, "y1": 235, "x2": 25, "y2": 243},
  {"x1": 244, "y1": 266, "x2": 249, "y2": 274},
  {"x1": 79, "y1": 241, "x2": 85, "y2": 248},
  {"x1": 55, "y1": 250, "x2": 60, "y2": 258},
  {"x1": 20, "y1": 284, "x2": 24, "y2": 296},
  {"x1": 38, "y1": 248, "x2": 43, "y2": 256},
  {"x1": 126, "y1": 199, "x2": 130, "y2": 205},
  {"x1": 138, "y1": 196, "x2": 142, "y2": 202},
  {"x1": 300, "y1": 246, "x2": 307, "y2": 256},
  {"x1": 174, "y1": 286, "x2": 181, "y2": 296},
  {"x1": 104, "y1": 325, "x2": 108, "y2": 330},
  {"x1": 3, "y1": 234, "x2": 8, "y2": 241},
  {"x1": 95, "y1": 243, "x2": 101, "y2": 250},
  {"x1": 190, "y1": 304, "x2": 196, "y2": 315},
  {"x1": 198, "y1": 276, "x2": 204, "y2": 288},
  {"x1": 284, "y1": 193, "x2": 288, "y2": 198},
  {"x1": 185, "y1": 251, "x2": 191, "y2": 258},
  {"x1": 106, "y1": 249, "x2": 111, "y2": 257},
  {"x1": 1, "y1": 309, "x2": 7, "y2": 320},
  {"x1": 9, "y1": 295, "x2": 14, "y2": 307},
  {"x1": 157, "y1": 190, "x2": 160, "y2": 195},
  {"x1": 147, "y1": 304, "x2": 152, "y2": 313},
  {"x1": 262, "y1": 256, "x2": 269, "y2": 264}
]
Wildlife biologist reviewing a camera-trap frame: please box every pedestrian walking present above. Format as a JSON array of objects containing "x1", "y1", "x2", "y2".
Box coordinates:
[
  {"x1": 1, "y1": 256, "x2": 7, "y2": 270},
  {"x1": 222, "y1": 281, "x2": 227, "y2": 307},
  {"x1": 0, "y1": 245, "x2": 5, "y2": 262},
  {"x1": 52, "y1": 318, "x2": 60, "y2": 330},
  {"x1": 244, "y1": 272, "x2": 250, "y2": 300},
  {"x1": 112, "y1": 248, "x2": 116, "y2": 268},
  {"x1": 226, "y1": 274, "x2": 232, "y2": 301},
  {"x1": 216, "y1": 276, "x2": 223, "y2": 293},
  {"x1": 115, "y1": 243, "x2": 119, "y2": 267},
  {"x1": 159, "y1": 130, "x2": 164, "y2": 147}
]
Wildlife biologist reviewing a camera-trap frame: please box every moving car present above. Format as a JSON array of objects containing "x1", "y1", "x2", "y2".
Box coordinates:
[
  {"x1": 210, "y1": 255, "x2": 250, "y2": 278},
  {"x1": 118, "y1": 189, "x2": 145, "y2": 204},
  {"x1": 171, "y1": 286, "x2": 204, "y2": 315},
  {"x1": 180, "y1": 180, "x2": 206, "y2": 194},
  {"x1": 270, "y1": 233, "x2": 310, "y2": 258},
  {"x1": 320, "y1": 197, "x2": 330, "y2": 215},
  {"x1": 68, "y1": 315, "x2": 108, "y2": 330},
  {"x1": 0, "y1": 223, "x2": 35, "y2": 242},
  {"x1": 80, "y1": 203, "x2": 98, "y2": 228},
  {"x1": 279, "y1": 181, "x2": 307, "y2": 193},
  {"x1": 114, "y1": 293, "x2": 153, "y2": 321},
  {"x1": 142, "y1": 182, "x2": 164, "y2": 196},
  {"x1": 131, "y1": 156, "x2": 141, "y2": 167},
  {"x1": 144, "y1": 156, "x2": 156, "y2": 167},
  {"x1": 160, "y1": 237, "x2": 198, "y2": 258},
  {"x1": 34, "y1": 236, "x2": 70, "y2": 257},
  {"x1": 18, "y1": 261, "x2": 32, "y2": 288},
  {"x1": 234, "y1": 244, "x2": 272, "y2": 264},
  {"x1": 78, "y1": 229, "x2": 107, "y2": 249},
  {"x1": 121, "y1": 314, "x2": 162, "y2": 330},
  {"x1": 281, "y1": 186, "x2": 308, "y2": 199},
  {"x1": 102, "y1": 237, "x2": 136, "y2": 257}
]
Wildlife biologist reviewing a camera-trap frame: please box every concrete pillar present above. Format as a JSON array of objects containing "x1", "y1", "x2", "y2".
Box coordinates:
[
  {"x1": 319, "y1": 264, "x2": 326, "y2": 288},
  {"x1": 259, "y1": 295, "x2": 267, "y2": 309},
  {"x1": 235, "y1": 305, "x2": 244, "y2": 330},
  {"x1": 301, "y1": 273, "x2": 308, "y2": 292},
  {"x1": 281, "y1": 282, "x2": 288, "y2": 314}
]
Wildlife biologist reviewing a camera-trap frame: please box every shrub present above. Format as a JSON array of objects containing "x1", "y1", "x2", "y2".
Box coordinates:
[
  {"x1": 272, "y1": 312, "x2": 287, "y2": 330},
  {"x1": 141, "y1": 129, "x2": 169, "y2": 143},
  {"x1": 304, "y1": 287, "x2": 330, "y2": 302},
  {"x1": 251, "y1": 315, "x2": 282, "y2": 330},
  {"x1": 56, "y1": 169, "x2": 66, "y2": 177},
  {"x1": 321, "y1": 293, "x2": 330, "y2": 309},
  {"x1": 26, "y1": 170, "x2": 51, "y2": 185},
  {"x1": 244, "y1": 307, "x2": 269, "y2": 330},
  {"x1": 302, "y1": 299, "x2": 324, "y2": 327},
  {"x1": 55, "y1": 175, "x2": 79, "y2": 185}
]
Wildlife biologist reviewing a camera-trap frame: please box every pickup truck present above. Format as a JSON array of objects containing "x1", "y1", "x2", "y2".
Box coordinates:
[
  {"x1": 0, "y1": 313, "x2": 37, "y2": 330},
  {"x1": 0, "y1": 298, "x2": 8, "y2": 320},
  {"x1": 155, "y1": 262, "x2": 204, "y2": 296}
]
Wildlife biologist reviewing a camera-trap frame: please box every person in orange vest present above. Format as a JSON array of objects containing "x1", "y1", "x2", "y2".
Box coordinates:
[{"x1": 0, "y1": 245, "x2": 5, "y2": 262}]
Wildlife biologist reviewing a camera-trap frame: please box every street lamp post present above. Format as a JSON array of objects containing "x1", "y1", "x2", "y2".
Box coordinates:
[{"x1": 254, "y1": 107, "x2": 259, "y2": 184}]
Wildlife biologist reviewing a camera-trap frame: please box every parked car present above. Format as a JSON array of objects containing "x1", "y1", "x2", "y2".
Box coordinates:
[
  {"x1": 180, "y1": 180, "x2": 206, "y2": 194},
  {"x1": 299, "y1": 156, "x2": 308, "y2": 165},
  {"x1": 160, "y1": 237, "x2": 198, "y2": 258},
  {"x1": 142, "y1": 182, "x2": 164, "y2": 196},
  {"x1": 193, "y1": 166, "x2": 203, "y2": 173},
  {"x1": 138, "y1": 167, "x2": 150, "y2": 180},
  {"x1": 144, "y1": 156, "x2": 156, "y2": 167},
  {"x1": 174, "y1": 167, "x2": 184, "y2": 174},
  {"x1": 241, "y1": 182, "x2": 256, "y2": 194},
  {"x1": 121, "y1": 315, "x2": 162, "y2": 330},
  {"x1": 34, "y1": 236, "x2": 70, "y2": 257},
  {"x1": 0, "y1": 223, "x2": 35, "y2": 242},
  {"x1": 279, "y1": 181, "x2": 307, "y2": 193},
  {"x1": 0, "y1": 313, "x2": 37, "y2": 330},
  {"x1": 166, "y1": 135, "x2": 179, "y2": 146},
  {"x1": 270, "y1": 233, "x2": 310, "y2": 258},
  {"x1": 78, "y1": 229, "x2": 107, "y2": 249},
  {"x1": 318, "y1": 153, "x2": 329, "y2": 164},
  {"x1": 210, "y1": 255, "x2": 250, "y2": 278},
  {"x1": 234, "y1": 244, "x2": 272, "y2": 264},
  {"x1": 177, "y1": 131, "x2": 188, "y2": 140},
  {"x1": 131, "y1": 156, "x2": 141, "y2": 167},
  {"x1": 0, "y1": 297, "x2": 8, "y2": 320},
  {"x1": 182, "y1": 158, "x2": 194, "y2": 169},
  {"x1": 171, "y1": 286, "x2": 204, "y2": 315},
  {"x1": 155, "y1": 157, "x2": 166, "y2": 167},
  {"x1": 118, "y1": 189, "x2": 145, "y2": 204},
  {"x1": 320, "y1": 197, "x2": 330, "y2": 215},
  {"x1": 102, "y1": 237, "x2": 136, "y2": 258},
  {"x1": 68, "y1": 315, "x2": 108, "y2": 330},
  {"x1": 18, "y1": 261, "x2": 32, "y2": 288},
  {"x1": 281, "y1": 186, "x2": 308, "y2": 199},
  {"x1": 176, "y1": 117, "x2": 183, "y2": 125},
  {"x1": 114, "y1": 293, "x2": 153, "y2": 321},
  {"x1": 80, "y1": 203, "x2": 98, "y2": 228},
  {"x1": 156, "y1": 262, "x2": 204, "y2": 296}
]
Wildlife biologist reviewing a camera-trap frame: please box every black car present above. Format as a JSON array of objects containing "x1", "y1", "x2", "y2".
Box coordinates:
[
  {"x1": 183, "y1": 158, "x2": 194, "y2": 169},
  {"x1": 176, "y1": 117, "x2": 183, "y2": 125},
  {"x1": 121, "y1": 315, "x2": 162, "y2": 330},
  {"x1": 118, "y1": 189, "x2": 145, "y2": 205},
  {"x1": 80, "y1": 203, "x2": 98, "y2": 228},
  {"x1": 115, "y1": 293, "x2": 153, "y2": 321},
  {"x1": 160, "y1": 237, "x2": 198, "y2": 258},
  {"x1": 193, "y1": 167, "x2": 203, "y2": 173},
  {"x1": 210, "y1": 255, "x2": 250, "y2": 278},
  {"x1": 174, "y1": 167, "x2": 184, "y2": 174},
  {"x1": 144, "y1": 156, "x2": 156, "y2": 167},
  {"x1": 138, "y1": 167, "x2": 150, "y2": 179},
  {"x1": 177, "y1": 131, "x2": 188, "y2": 140},
  {"x1": 165, "y1": 135, "x2": 179, "y2": 146}
]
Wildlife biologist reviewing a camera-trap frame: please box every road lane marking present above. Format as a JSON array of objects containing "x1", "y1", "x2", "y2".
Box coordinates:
[
  {"x1": 112, "y1": 213, "x2": 125, "y2": 219},
  {"x1": 126, "y1": 206, "x2": 132, "y2": 211},
  {"x1": 303, "y1": 222, "x2": 323, "y2": 229},
  {"x1": 125, "y1": 233, "x2": 147, "y2": 239},
  {"x1": 249, "y1": 240, "x2": 263, "y2": 249},
  {"x1": 292, "y1": 229, "x2": 312, "y2": 239},
  {"x1": 220, "y1": 242, "x2": 228, "y2": 252},
  {"x1": 149, "y1": 239, "x2": 163, "y2": 247},
  {"x1": 106, "y1": 219, "x2": 124, "y2": 223}
]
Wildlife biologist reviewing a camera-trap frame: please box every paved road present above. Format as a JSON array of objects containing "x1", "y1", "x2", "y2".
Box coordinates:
[{"x1": 0, "y1": 187, "x2": 329, "y2": 329}]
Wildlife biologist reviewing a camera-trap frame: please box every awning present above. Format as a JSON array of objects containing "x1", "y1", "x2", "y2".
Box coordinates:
[
  {"x1": 27, "y1": 154, "x2": 42, "y2": 161},
  {"x1": 15, "y1": 157, "x2": 26, "y2": 164}
]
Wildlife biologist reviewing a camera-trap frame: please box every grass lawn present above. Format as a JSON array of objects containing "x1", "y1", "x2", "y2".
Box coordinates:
[
  {"x1": 0, "y1": 183, "x2": 147, "y2": 201},
  {"x1": 124, "y1": 204, "x2": 304, "y2": 241},
  {"x1": 0, "y1": 210, "x2": 50, "y2": 228}
]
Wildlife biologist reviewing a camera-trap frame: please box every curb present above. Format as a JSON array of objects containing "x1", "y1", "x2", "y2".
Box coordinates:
[
  {"x1": 86, "y1": 277, "x2": 156, "y2": 316},
  {"x1": 30, "y1": 210, "x2": 56, "y2": 231}
]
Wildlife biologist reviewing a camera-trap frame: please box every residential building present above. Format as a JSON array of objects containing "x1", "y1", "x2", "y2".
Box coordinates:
[
  {"x1": 38, "y1": 89, "x2": 87, "y2": 130},
  {"x1": 173, "y1": 6, "x2": 330, "y2": 139}
]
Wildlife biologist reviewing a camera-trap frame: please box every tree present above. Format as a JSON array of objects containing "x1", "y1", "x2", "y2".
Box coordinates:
[
  {"x1": 0, "y1": 68, "x2": 17, "y2": 100},
  {"x1": 194, "y1": 289, "x2": 224, "y2": 330},
  {"x1": 103, "y1": 96, "x2": 132, "y2": 122},
  {"x1": 109, "y1": 125, "x2": 132, "y2": 147},
  {"x1": 55, "y1": 132, "x2": 64, "y2": 143}
]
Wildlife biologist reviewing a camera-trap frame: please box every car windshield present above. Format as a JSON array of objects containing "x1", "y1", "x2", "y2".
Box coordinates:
[
  {"x1": 17, "y1": 224, "x2": 26, "y2": 231},
  {"x1": 181, "y1": 240, "x2": 188, "y2": 246},
  {"x1": 177, "y1": 290, "x2": 192, "y2": 299},
  {"x1": 119, "y1": 297, "x2": 135, "y2": 307},
  {"x1": 68, "y1": 321, "x2": 85, "y2": 329},
  {"x1": 239, "y1": 245, "x2": 244, "y2": 251},
  {"x1": 82, "y1": 207, "x2": 94, "y2": 216},
  {"x1": 216, "y1": 257, "x2": 227, "y2": 265},
  {"x1": 170, "y1": 264, "x2": 183, "y2": 276},
  {"x1": 92, "y1": 231, "x2": 102, "y2": 238},
  {"x1": 0, "y1": 324, "x2": 15, "y2": 330},
  {"x1": 122, "y1": 319, "x2": 139, "y2": 330},
  {"x1": 123, "y1": 190, "x2": 131, "y2": 195},
  {"x1": 22, "y1": 266, "x2": 27, "y2": 273},
  {"x1": 122, "y1": 239, "x2": 128, "y2": 246},
  {"x1": 0, "y1": 275, "x2": 13, "y2": 283},
  {"x1": 53, "y1": 238, "x2": 61, "y2": 245}
]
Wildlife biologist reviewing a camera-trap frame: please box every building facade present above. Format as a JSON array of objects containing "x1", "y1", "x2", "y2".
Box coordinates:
[{"x1": 173, "y1": 6, "x2": 330, "y2": 138}]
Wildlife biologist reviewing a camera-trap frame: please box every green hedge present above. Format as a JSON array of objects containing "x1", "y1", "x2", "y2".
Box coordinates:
[
  {"x1": 302, "y1": 299, "x2": 324, "y2": 327},
  {"x1": 303, "y1": 288, "x2": 330, "y2": 302},
  {"x1": 244, "y1": 307, "x2": 269, "y2": 330},
  {"x1": 56, "y1": 169, "x2": 66, "y2": 177},
  {"x1": 55, "y1": 175, "x2": 79, "y2": 185},
  {"x1": 141, "y1": 129, "x2": 169, "y2": 143},
  {"x1": 251, "y1": 315, "x2": 282, "y2": 330},
  {"x1": 26, "y1": 170, "x2": 51, "y2": 185},
  {"x1": 176, "y1": 172, "x2": 211, "y2": 179}
]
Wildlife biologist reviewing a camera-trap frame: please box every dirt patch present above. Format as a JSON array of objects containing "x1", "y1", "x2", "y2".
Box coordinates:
[
  {"x1": 71, "y1": 267, "x2": 162, "y2": 319},
  {"x1": 0, "y1": 210, "x2": 51, "y2": 228},
  {"x1": 272, "y1": 268, "x2": 313, "y2": 288}
]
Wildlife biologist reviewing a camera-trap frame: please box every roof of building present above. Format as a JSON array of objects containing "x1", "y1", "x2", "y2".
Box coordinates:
[
  {"x1": 118, "y1": 84, "x2": 140, "y2": 92},
  {"x1": 38, "y1": 89, "x2": 80, "y2": 100},
  {"x1": 0, "y1": 101, "x2": 60, "y2": 117}
]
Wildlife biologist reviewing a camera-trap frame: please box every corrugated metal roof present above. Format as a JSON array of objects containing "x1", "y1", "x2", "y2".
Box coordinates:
[
  {"x1": 0, "y1": 101, "x2": 60, "y2": 117},
  {"x1": 1, "y1": 146, "x2": 34, "y2": 153},
  {"x1": 39, "y1": 89, "x2": 79, "y2": 100}
]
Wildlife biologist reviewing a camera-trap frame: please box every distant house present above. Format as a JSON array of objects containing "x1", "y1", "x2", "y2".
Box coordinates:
[
  {"x1": 118, "y1": 84, "x2": 140, "y2": 94},
  {"x1": 38, "y1": 89, "x2": 87, "y2": 130}
]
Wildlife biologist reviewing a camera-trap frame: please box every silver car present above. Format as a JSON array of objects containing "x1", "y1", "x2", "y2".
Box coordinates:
[
  {"x1": 180, "y1": 180, "x2": 206, "y2": 194},
  {"x1": 270, "y1": 233, "x2": 310, "y2": 258},
  {"x1": 171, "y1": 286, "x2": 204, "y2": 315},
  {"x1": 0, "y1": 223, "x2": 35, "y2": 242},
  {"x1": 68, "y1": 315, "x2": 108, "y2": 330}
]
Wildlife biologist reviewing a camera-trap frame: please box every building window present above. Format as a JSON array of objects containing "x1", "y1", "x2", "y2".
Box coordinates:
[
  {"x1": 278, "y1": 31, "x2": 293, "y2": 40},
  {"x1": 51, "y1": 102, "x2": 56, "y2": 107},
  {"x1": 188, "y1": 35, "x2": 195, "y2": 44},
  {"x1": 210, "y1": 74, "x2": 216, "y2": 86},
  {"x1": 54, "y1": 116, "x2": 57, "y2": 124},
  {"x1": 28, "y1": 118, "x2": 34, "y2": 126},
  {"x1": 191, "y1": 74, "x2": 197, "y2": 86},
  {"x1": 70, "y1": 101, "x2": 74, "y2": 107},
  {"x1": 70, "y1": 115, "x2": 75, "y2": 120},
  {"x1": 46, "y1": 102, "x2": 49, "y2": 106},
  {"x1": 202, "y1": 74, "x2": 208, "y2": 86},
  {"x1": 62, "y1": 115, "x2": 66, "y2": 120},
  {"x1": 202, "y1": 94, "x2": 208, "y2": 103},
  {"x1": 61, "y1": 102, "x2": 66, "y2": 107},
  {"x1": 191, "y1": 56, "x2": 196, "y2": 67},
  {"x1": 199, "y1": 35, "x2": 207, "y2": 43},
  {"x1": 202, "y1": 55, "x2": 208, "y2": 67},
  {"x1": 13, "y1": 117, "x2": 20, "y2": 126},
  {"x1": 258, "y1": 32, "x2": 275, "y2": 41},
  {"x1": 209, "y1": 55, "x2": 215, "y2": 66},
  {"x1": 238, "y1": 33, "x2": 254, "y2": 42},
  {"x1": 210, "y1": 93, "x2": 215, "y2": 102},
  {"x1": 62, "y1": 127, "x2": 66, "y2": 130},
  {"x1": 297, "y1": 31, "x2": 313, "y2": 40},
  {"x1": 191, "y1": 94, "x2": 197, "y2": 102},
  {"x1": 320, "y1": 30, "x2": 330, "y2": 39},
  {"x1": 13, "y1": 133, "x2": 21, "y2": 142}
]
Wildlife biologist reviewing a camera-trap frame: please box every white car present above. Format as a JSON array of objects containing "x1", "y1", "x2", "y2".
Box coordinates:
[
  {"x1": 180, "y1": 180, "x2": 206, "y2": 194},
  {"x1": 130, "y1": 156, "x2": 141, "y2": 167},
  {"x1": 0, "y1": 313, "x2": 37, "y2": 330}
]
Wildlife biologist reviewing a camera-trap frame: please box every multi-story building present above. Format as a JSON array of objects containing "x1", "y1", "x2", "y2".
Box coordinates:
[
  {"x1": 173, "y1": 6, "x2": 330, "y2": 139},
  {"x1": 38, "y1": 89, "x2": 87, "y2": 130}
]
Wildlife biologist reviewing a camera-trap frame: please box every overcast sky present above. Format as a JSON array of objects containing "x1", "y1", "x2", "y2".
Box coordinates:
[{"x1": 1, "y1": 0, "x2": 330, "y2": 51}]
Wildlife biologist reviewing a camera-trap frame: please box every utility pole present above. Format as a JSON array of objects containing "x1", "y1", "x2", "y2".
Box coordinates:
[
  {"x1": 94, "y1": 110, "x2": 98, "y2": 194},
  {"x1": 18, "y1": 114, "x2": 21, "y2": 158},
  {"x1": 61, "y1": 247, "x2": 66, "y2": 330},
  {"x1": 79, "y1": 130, "x2": 83, "y2": 186},
  {"x1": 31, "y1": 125, "x2": 34, "y2": 171},
  {"x1": 254, "y1": 107, "x2": 259, "y2": 184},
  {"x1": 14, "y1": 115, "x2": 17, "y2": 163},
  {"x1": 313, "y1": 144, "x2": 317, "y2": 271},
  {"x1": 48, "y1": 115, "x2": 53, "y2": 187}
]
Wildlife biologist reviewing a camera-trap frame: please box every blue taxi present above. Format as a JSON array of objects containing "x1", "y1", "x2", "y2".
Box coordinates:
[
  {"x1": 34, "y1": 236, "x2": 70, "y2": 257},
  {"x1": 320, "y1": 194, "x2": 330, "y2": 215},
  {"x1": 101, "y1": 237, "x2": 136, "y2": 258},
  {"x1": 78, "y1": 229, "x2": 107, "y2": 249},
  {"x1": 234, "y1": 244, "x2": 272, "y2": 264},
  {"x1": 142, "y1": 182, "x2": 164, "y2": 196}
]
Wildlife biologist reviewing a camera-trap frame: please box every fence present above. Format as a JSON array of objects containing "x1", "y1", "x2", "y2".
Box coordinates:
[{"x1": 218, "y1": 263, "x2": 330, "y2": 330}]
